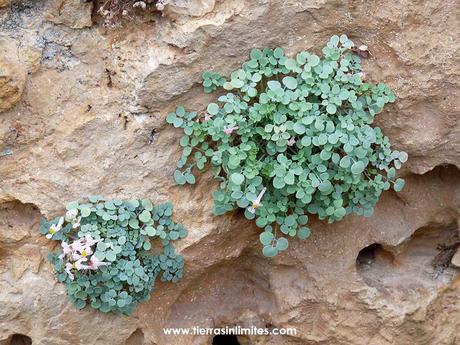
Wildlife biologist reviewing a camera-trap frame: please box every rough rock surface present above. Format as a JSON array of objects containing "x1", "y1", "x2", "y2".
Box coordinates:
[
  {"x1": 0, "y1": 1, "x2": 459, "y2": 345},
  {"x1": 44, "y1": 0, "x2": 93, "y2": 29},
  {"x1": 0, "y1": 57, "x2": 26, "y2": 113}
]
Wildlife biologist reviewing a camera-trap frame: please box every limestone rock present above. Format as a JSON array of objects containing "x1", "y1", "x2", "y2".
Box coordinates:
[
  {"x1": 45, "y1": 0, "x2": 93, "y2": 29},
  {"x1": 19, "y1": 46, "x2": 43, "y2": 73},
  {"x1": 0, "y1": 58, "x2": 26, "y2": 113},
  {"x1": 451, "y1": 247, "x2": 460, "y2": 268},
  {"x1": 0, "y1": 0, "x2": 460, "y2": 344},
  {"x1": 164, "y1": 0, "x2": 216, "y2": 17}
]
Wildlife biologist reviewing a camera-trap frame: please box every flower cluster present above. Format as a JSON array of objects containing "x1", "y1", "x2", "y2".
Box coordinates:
[
  {"x1": 40, "y1": 197, "x2": 187, "y2": 314},
  {"x1": 167, "y1": 35, "x2": 407, "y2": 257},
  {"x1": 60, "y1": 235, "x2": 109, "y2": 280}
]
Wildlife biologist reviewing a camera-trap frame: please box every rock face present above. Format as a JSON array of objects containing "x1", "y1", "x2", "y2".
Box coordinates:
[
  {"x1": 0, "y1": 58, "x2": 26, "y2": 113},
  {"x1": 0, "y1": 1, "x2": 459, "y2": 345},
  {"x1": 44, "y1": 0, "x2": 93, "y2": 29}
]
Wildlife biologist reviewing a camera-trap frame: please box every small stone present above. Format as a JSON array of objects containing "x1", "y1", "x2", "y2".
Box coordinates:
[
  {"x1": 44, "y1": 0, "x2": 93, "y2": 29},
  {"x1": 451, "y1": 247, "x2": 460, "y2": 268},
  {"x1": 0, "y1": 58, "x2": 26, "y2": 113},
  {"x1": 19, "y1": 46, "x2": 43, "y2": 73},
  {"x1": 164, "y1": 0, "x2": 215, "y2": 17}
]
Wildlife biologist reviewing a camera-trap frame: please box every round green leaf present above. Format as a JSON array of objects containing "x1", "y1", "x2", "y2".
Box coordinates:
[
  {"x1": 293, "y1": 122, "x2": 306, "y2": 135},
  {"x1": 340, "y1": 156, "x2": 351, "y2": 169},
  {"x1": 351, "y1": 161, "x2": 365, "y2": 175},
  {"x1": 394, "y1": 178, "x2": 405, "y2": 192},
  {"x1": 174, "y1": 170, "x2": 186, "y2": 185},
  {"x1": 230, "y1": 173, "x2": 245, "y2": 185},
  {"x1": 139, "y1": 210, "x2": 151, "y2": 223},
  {"x1": 262, "y1": 245, "x2": 278, "y2": 257},
  {"x1": 282, "y1": 76, "x2": 298, "y2": 89},
  {"x1": 105, "y1": 251, "x2": 116, "y2": 262},
  {"x1": 260, "y1": 231, "x2": 274, "y2": 245},
  {"x1": 326, "y1": 104, "x2": 337, "y2": 114},
  {"x1": 207, "y1": 103, "x2": 219, "y2": 115},
  {"x1": 297, "y1": 227, "x2": 311, "y2": 239},
  {"x1": 276, "y1": 238, "x2": 289, "y2": 251}
]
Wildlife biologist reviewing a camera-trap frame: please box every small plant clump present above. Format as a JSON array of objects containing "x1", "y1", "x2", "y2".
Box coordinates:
[
  {"x1": 166, "y1": 35, "x2": 407, "y2": 257},
  {"x1": 40, "y1": 196, "x2": 187, "y2": 314},
  {"x1": 97, "y1": 0, "x2": 166, "y2": 26}
]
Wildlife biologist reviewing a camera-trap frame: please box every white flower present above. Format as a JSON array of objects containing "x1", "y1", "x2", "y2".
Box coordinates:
[
  {"x1": 65, "y1": 209, "x2": 78, "y2": 220},
  {"x1": 45, "y1": 217, "x2": 64, "y2": 239},
  {"x1": 72, "y1": 217, "x2": 81, "y2": 229},
  {"x1": 247, "y1": 187, "x2": 267, "y2": 214}
]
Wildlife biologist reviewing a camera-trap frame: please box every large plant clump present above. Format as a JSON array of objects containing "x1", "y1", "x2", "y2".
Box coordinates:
[
  {"x1": 40, "y1": 197, "x2": 187, "y2": 314},
  {"x1": 166, "y1": 35, "x2": 407, "y2": 257}
]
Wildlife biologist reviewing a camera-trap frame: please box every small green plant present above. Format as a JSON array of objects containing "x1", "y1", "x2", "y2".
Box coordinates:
[
  {"x1": 40, "y1": 196, "x2": 187, "y2": 314},
  {"x1": 97, "y1": 0, "x2": 165, "y2": 27},
  {"x1": 167, "y1": 35, "x2": 407, "y2": 257}
]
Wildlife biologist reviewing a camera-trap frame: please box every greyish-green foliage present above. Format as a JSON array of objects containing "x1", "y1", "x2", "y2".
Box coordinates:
[
  {"x1": 166, "y1": 35, "x2": 407, "y2": 257},
  {"x1": 40, "y1": 197, "x2": 187, "y2": 314}
]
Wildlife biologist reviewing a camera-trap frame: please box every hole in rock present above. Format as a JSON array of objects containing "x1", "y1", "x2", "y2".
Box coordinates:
[
  {"x1": 212, "y1": 334, "x2": 240, "y2": 345},
  {"x1": 356, "y1": 243, "x2": 394, "y2": 270},
  {"x1": 356, "y1": 223, "x2": 459, "y2": 305},
  {"x1": 125, "y1": 328, "x2": 144, "y2": 345},
  {"x1": 8, "y1": 334, "x2": 32, "y2": 345}
]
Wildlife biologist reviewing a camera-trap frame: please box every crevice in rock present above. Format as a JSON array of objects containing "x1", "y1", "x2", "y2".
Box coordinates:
[
  {"x1": 356, "y1": 222, "x2": 459, "y2": 303},
  {"x1": 0, "y1": 199, "x2": 43, "y2": 277},
  {"x1": 125, "y1": 328, "x2": 144, "y2": 345},
  {"x1": 356, "y1": 243, "x2": 395, "y2": 270},
  {"x1": 2, "y1": 334, "x2": 32, "y2": 345},
  {"x1": 212, "y1": 334, "x2": 240, "y2": 345},
  {"x1": 167, "y1": 253, "x2": 276, "y2": 330},
  {"x1": 0, "y1": 199, "x2": 41, "y2": 244}
]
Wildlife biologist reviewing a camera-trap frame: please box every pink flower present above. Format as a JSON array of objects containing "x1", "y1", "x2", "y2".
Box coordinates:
[
  {"x1": 81, "y1": 235, "x2": 98, "y2": 247},
  {"x1": 72, "y1": 245, "x2": 93, "y2": 261},
  {"x1": 223, "y1": 126, "x2": 239, "y2": 135},
  {"x1": 86, "y1": 256, "x2": 110, "y2": 270},
  {"x1": 247, "y1": 187, "x2": 267, "y2": 214},
  {"x1": 69, "y1": 239, "x2": 83, "y2": 251},
  {"x1": 65, "y1": 263, "x2": 74, "y2": 280},
  {"x1": 59, "y1": 242, "x2": 73, "y2": 259},
  {"x1": 287, "y1": 137, "x2": 296, "y2": 146},
  {"x1": 73, "y1": 257, "x2": 88, "y2": 271}
]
